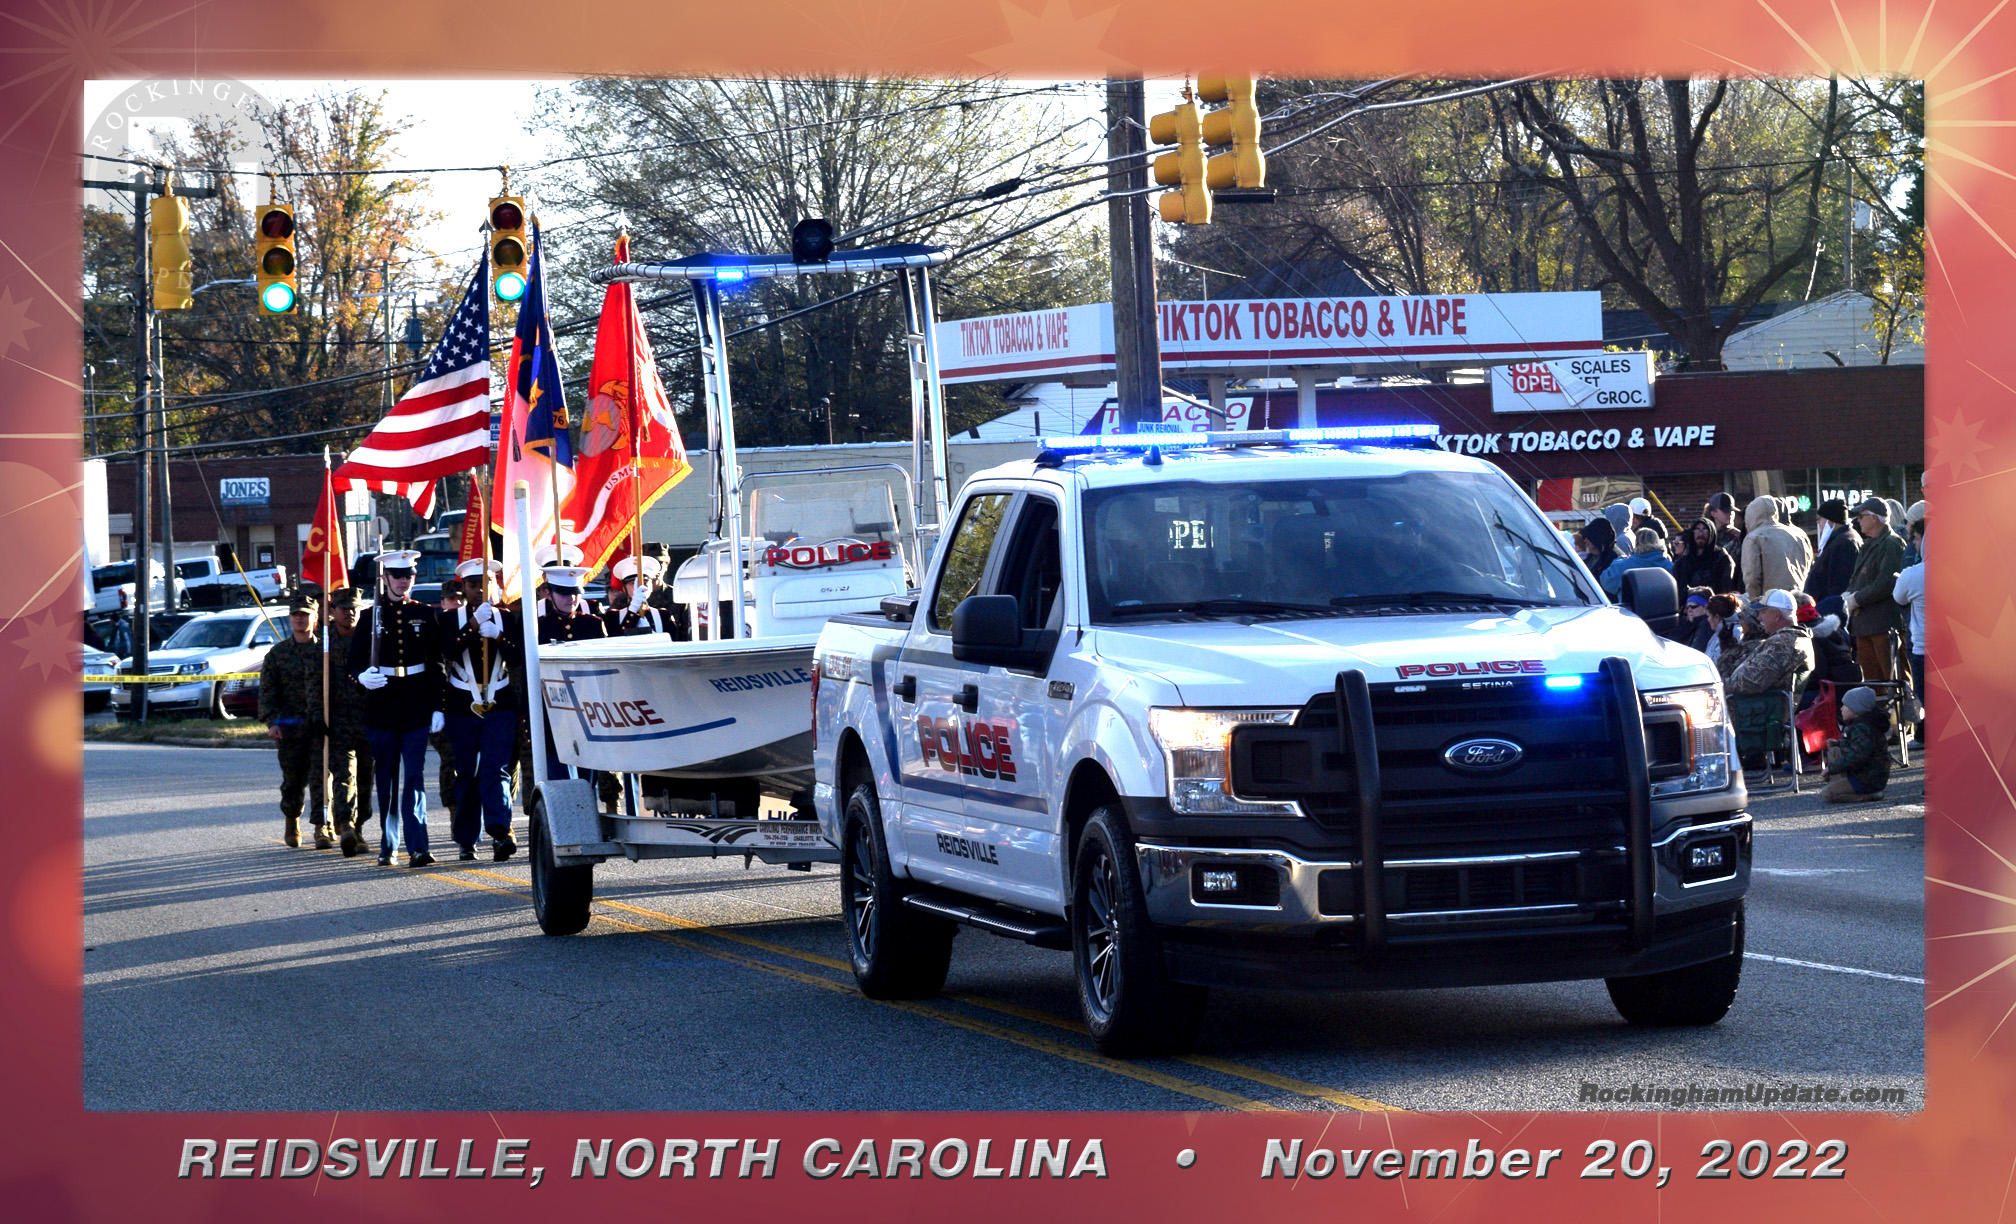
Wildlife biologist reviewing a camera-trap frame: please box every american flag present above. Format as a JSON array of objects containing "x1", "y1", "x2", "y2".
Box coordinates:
[{"x1": 333, "y1": 257, "x2": 493, "y2": 518}]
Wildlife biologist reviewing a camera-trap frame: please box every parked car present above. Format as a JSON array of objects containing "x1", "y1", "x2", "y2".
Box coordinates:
[
  {"x1": 173, "y1": 555, "x2": 288, "y2": 608},
  {"x1": 87, "y1": 560, "x2": 165, "y2": 615},
  {"x1": 80, "y1": 644, "x2": 118, "y2": 713},
  {"x1": 112, "y1": 607, "x2": 286, "y2": 720},
  {"x1": 409, "y1": 582, "x2": 445, "y2": 607}
]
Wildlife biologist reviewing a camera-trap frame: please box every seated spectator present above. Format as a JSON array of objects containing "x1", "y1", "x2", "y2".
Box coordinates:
[
  {"x1": 1724, "y1": 590, "x2": 1815, "y2": 696},
  {"x1": 1674, "y1": 588, "x2": 1714, "y2": 649},
  {"x1": 1705, "y1": 593, "x2": 1743, "y2": 668},
  {"x1": 1823, "y1": 686, "x2": 1891, "y2": 803}
]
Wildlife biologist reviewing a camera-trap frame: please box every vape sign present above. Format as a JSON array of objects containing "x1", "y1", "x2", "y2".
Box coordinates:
[{"x1": 1492, "y1": 352, "x2": 1655, "y2": 414}]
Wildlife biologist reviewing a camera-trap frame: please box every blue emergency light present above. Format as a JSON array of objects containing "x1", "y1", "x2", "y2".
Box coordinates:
[
  {"x1": 714, "y1": 267, "x2": 748, "y2": 282},
  {"x1": 1544, "y1": 675, "x2": 1585, "y2": 690}
]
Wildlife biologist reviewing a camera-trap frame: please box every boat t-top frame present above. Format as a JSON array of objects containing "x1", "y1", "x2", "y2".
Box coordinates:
[{"x1": 589, "y1": 243, "x2": 954, "y2": 639}]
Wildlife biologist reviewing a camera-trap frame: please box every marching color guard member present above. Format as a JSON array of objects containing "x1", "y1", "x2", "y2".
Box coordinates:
[
  {"x1": 441, "y1": 557, "x2": 520, "y2": 861},
  {"x1": 604, "y1": 553, "x2": 671, "y2": 636},
  {"x1": 326, "y1": 586, "x2": 376, "y2": 856},
  {"x1": 349, "y1": 549, "x2": 443, "y2": 868}
]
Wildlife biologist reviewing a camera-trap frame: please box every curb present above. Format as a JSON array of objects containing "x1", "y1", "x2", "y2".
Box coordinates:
[{"x1": 88, "y1": 736, "x2": 275, "y2": 750}]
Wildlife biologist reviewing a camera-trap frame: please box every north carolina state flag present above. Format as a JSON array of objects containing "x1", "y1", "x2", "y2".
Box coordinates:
[
  {"x1": 564, "y1": 233, "x2": 691, "y2": 576},
  {"x1": 301, "y1": 459, "x2": 349, "y2": 592}
]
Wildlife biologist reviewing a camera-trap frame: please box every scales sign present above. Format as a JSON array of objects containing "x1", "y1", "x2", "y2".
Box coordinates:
[{"x1": 1491, "y1": 352, "x2": 1655, "y2": 413}]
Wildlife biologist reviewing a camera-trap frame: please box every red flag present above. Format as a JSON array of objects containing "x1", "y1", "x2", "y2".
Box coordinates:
[
  {"x1": 302, "y1": 465, "x2": 349, "y2": 591},
  {"x1": 564, "y1": 233, "x2": 691, "y2": 576},
  {"x1": 457, "y1": 477, "x2": 490, "y2": 566}
]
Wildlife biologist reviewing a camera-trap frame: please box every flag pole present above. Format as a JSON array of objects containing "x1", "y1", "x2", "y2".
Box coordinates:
[
  {"x1": 476, "y1": 473, "x2": 492, "y2": 713},
  {"x1": 620, "y1": 230, "x2": 644, "y2": 591},
  {"x1": 320, "y1": 448, "x2": 332, "y2": 836}
]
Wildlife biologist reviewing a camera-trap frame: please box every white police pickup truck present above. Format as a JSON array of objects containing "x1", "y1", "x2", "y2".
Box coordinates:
[{"x1": 811, "y1": 427, "x2": 1750, "y2": 1057}]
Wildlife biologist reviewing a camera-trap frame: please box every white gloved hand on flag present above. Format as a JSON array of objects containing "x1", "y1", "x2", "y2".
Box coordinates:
[
  {"x1": 629, "y1": 588, "x2": 649, "y2": 613},
  {"x1": 479, "y1": 615, "x2": 503, "y2": 640},
  {"x1": 359, "y1": 667, "x2": 388, "y2": 691}
]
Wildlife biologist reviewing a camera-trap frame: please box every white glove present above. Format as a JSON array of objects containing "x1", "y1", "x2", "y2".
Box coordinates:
[
  {"x1": 478, "y1": 616, "x2": 503, "y2": 640},
  {"x1": 629, "y1": 588, "x2": 649, "y2": 613},
  {"x1": 1842, "y1": 593, "x2": 1859, "y2": 617},
  {"x1": 358, "y1": 667, "x2": 388, "y2": 690},
  {"x1": 475, "y1": 602, "x2": 499, "y2": 627},
  {"x1": 429, "y1": 711, "x2": 445, "y2": 734}
]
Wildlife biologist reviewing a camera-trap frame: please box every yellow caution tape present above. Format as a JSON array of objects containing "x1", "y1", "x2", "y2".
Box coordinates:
[{"x1": 95, "y1": 672, "x2": 265, "y2": 683}]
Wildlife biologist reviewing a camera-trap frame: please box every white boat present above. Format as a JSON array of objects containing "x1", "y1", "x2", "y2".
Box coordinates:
[{"x1": 534, "y1": 244, "x2": 954, "y2": 818}]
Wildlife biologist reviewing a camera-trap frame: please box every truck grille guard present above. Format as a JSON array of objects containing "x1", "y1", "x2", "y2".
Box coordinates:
[{"x1": 1336, "y1": 656, "x2": 1654, "y2": 961}]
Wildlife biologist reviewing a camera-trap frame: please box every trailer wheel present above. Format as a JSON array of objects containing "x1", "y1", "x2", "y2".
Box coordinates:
[
  {"x1": 1606, "y1": 903, "x2": 1744, "y2": 1026},
  {"x1": 529, "y1": 796, "x2": 592, "y2": 936},
  {"x1": 842, "y1": 781, "x2": 953, "y2": 998},
  {"x1": 1072, "y1": 807, "x2": 1207, "y2": 1057}
]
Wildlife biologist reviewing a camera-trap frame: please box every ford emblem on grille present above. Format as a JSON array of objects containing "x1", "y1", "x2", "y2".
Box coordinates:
[{"x1": 1443, "y1": 737, "x2": 1523, "y2": 773}]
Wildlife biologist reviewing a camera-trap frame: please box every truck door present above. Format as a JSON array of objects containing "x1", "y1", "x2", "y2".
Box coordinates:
[
  {"x1": 893, "y1": 488, "x2": 1015, "y2": 894},
  {"x1": 964, "y1": 492, "x2": 1067, "y2": 913}
]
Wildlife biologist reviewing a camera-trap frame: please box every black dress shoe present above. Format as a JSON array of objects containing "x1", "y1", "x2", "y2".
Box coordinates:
[
  {"x1": 458, "y1": 846, "x2": 477, "y2": 861},
  {"x1": 409, "y1": 852, "x2": 437, "y2": 868},
  {"x1": 492, "y1": 833, "x2": 518, "y2": 862},
  {"x1": 377, "y1": 855, "x2": 393, "y2": 866}
]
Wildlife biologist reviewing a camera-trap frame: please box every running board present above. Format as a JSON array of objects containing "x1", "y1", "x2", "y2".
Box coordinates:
[{"x1": 903, "y1": 891, "x2": 1072, "y2": 950}]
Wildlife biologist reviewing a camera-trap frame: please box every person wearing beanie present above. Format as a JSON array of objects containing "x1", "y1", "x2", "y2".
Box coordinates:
[
  {"x1": 1804, "y1": 497, "x2": 1861, "y2": 610},
  {"x1": 1679, "y1": 588, "x2": 1715, "y2": 650},
  {"x1": 1578, "y1": 516, "x2": 1623, "y2": 582},
  {"x1": 1893, "y1": 522, "x2": 1927, "y2": 748},
  {"x1": 1741, "y1": 494, "x2": 1814, "y2": 599},
  {"x1": 1843, "y1": 496, "x2": 1907, "y2": 685},
  {"x1": 1823, "y1": 686, "x2": 1891, "y2": 803},
  {"x1": 1600, "y1": 525, "x2": 1674, "y2": 600}
]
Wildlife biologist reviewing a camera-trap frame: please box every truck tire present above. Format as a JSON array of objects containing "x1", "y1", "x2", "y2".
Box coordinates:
[
  {"x1": 1072, "y1": 807, "x2": 1207, "y2": 1057},
  {"x1": 1606, "y1": 903, "x2": 1744, "y2": 1026},
  {"x1": 841, "y1": 781, "x2": 953, "y2": 998},
  {"x1": 529, "y1": 798, "x2": 593, "y2": 936}
]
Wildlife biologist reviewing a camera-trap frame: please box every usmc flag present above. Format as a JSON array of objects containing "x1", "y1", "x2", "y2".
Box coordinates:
[
  {"x1": 563, "y1": 233, "x2": 691, "y2": 578},
  {"x1": 302, "y1": 456, "x2": 348, "y2": 592}
]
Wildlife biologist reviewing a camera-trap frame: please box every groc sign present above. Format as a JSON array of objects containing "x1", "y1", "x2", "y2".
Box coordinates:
[{"x1": 1492, "y1": 351, "x2": 1655, "y2": 413}]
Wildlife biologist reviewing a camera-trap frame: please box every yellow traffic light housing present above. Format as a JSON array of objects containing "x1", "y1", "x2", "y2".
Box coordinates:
[
  {"x1": 148, "y1": 191, "x2": 193, "y2": 311},
  {"x1": 254, "y1": 203, "x2": 297, "y2": 314},
  {"x1": 1150, "y1": 99, "x2": 1212, "y2": 225},
  {"x1": 1198, "y1": 75, "x2": 1266, "y2": 190},
  {"x1": 489, "y1": 196, "x2": 529, "y2": 302}
]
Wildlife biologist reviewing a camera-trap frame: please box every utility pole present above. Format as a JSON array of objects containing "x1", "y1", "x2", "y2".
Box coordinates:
[
  {"x1": 1106, "y1": 77, "x2": 1163, "y2": 433},
  {"x1": 1842, "y1": 157, "x2": 1855, "y2": 294},
  {"x1": 82, "y1": 169, "x2": 217, "y2": 718},
  {"x1": 156, "y1": 327, "x2": 179, "y2": 612}
]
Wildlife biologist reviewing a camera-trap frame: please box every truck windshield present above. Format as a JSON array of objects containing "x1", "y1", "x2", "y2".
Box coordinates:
[{"x1": 1083, "y1": 471, "x2": 1600, "y2": 622}]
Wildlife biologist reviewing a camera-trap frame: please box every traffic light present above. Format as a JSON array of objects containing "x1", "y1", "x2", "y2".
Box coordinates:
[
  {"x1": 489, "y1": 196, "x2": 528, "y2": 302},
  {"x1": 1150, "y1": 98, "x2": 1211, "y2": 225},
  {"x1": 254, "y1": 203, "x2": 297, "y2": 313},
  {"x1": 148, "y1": 191, "x2": 193, "y2": 311},
  {"x1": 791, "y1": 218, "x2": 834, "y2": 264},
  {"x1": 1199, "y1": 76, "x2": 1266, "y2": 190}
]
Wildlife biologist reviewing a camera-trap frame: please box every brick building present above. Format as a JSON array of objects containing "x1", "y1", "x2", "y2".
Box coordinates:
[{"x1": 101, "y1": 454, "x2": 347, "y2": 576}]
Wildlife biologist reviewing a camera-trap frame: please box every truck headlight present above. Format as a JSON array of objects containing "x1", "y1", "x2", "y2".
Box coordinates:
[
  {"x1": 1148, "y1": 707, "x2": 1300, "y2": 816},
  {"x1": 1643, "y1": 685, "x2": 1732, "y2": 796}
]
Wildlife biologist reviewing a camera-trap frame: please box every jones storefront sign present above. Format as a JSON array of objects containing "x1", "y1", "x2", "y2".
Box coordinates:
[
  {"x1": 218, "y1": 477, "x2": 269, "y2": 507},
  {"x1": 1491, "y1": 351, "x2": 1655, "y2": 413},
  {"x1": 1435, "y1": 423, "x2": 1718, "y2": 456}
]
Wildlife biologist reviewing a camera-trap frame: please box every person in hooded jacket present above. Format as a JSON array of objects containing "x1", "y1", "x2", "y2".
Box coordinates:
[
  {"x1": 1673, "y1": 518, "x2": 1737, "y2": 593},
  {"x1": 1795, "y1": 592, "x2": 1862, "y2": 714},
  {"x1": 1579, "y1": 516, "x2": 1623, "y2": 582},
  {"x1": 1741, "y1": 494, "x2": 1813, "y2": 599}
]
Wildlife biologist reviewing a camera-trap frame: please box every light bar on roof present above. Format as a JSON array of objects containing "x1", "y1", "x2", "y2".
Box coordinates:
[{"x1": 1039, "y1": 424, "x2": 1441, "y2": 453}]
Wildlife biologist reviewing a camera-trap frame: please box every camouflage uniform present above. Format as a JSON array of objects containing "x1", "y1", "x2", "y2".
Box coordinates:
[
  {"x1": 327, "y1": 623, "x2": 376, "y2": 846},
  {"x1": 1723, "y1": 625, "x2": 1815, "y2": 696},
  {"x1": 257, "y1": 631, "x2": 326, "y2": 843}
]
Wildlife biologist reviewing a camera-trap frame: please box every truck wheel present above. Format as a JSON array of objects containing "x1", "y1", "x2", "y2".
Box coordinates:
[
  {"x1": 1606, "y1": 903, "x2": 1745, "y2": 1026},
  {"x1": 842, "y1": 781, "x2": 953, "y2": 998},
  {"x1": 1072, "y1": 807, "x2": 1207, "y2": 1057},
  {"x1": 529, "y1": 798, "x2": 593, "y2": 936}
]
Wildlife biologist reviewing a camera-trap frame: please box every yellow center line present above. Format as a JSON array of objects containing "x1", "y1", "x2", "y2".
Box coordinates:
[
  {"x1": 460, "y1": 867, "x2": 1401, "y2": 1114},
  {"x1": 426, "y1": 866, "x2": 1277, "y2": 1112}
]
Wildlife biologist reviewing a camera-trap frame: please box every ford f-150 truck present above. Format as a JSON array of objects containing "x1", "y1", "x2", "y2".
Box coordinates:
[{"x1": 811, "y1": 426, "x2": 1749, "y2": 1057}]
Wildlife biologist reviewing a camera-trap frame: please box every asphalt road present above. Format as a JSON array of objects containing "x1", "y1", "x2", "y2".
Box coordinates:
[{"x1": 83, "y1": 742, "x2": 1924, "y2": 1113}]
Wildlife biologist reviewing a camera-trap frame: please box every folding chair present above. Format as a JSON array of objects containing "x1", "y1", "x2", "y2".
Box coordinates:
[{"x1": 1731, "y1": 687, "x2": 1802, "y2": 795}]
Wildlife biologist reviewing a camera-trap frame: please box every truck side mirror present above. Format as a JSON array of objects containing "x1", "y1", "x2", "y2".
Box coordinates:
[
  {"x1": 1620, "y1": 567, "x2": 1679, "y2": 637},
  {"x1": 951, "y1": 595, "x2": 1021, "y2": 660}
]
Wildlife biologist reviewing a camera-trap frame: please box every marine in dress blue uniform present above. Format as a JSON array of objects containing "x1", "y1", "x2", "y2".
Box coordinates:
[
  {"x1": 349, "y1": 550, "x2": 443, "y2": 867},
  {"x1": 440, "y1": 557, "x2": 520, "y2": 862},
  {"x1": 534, "y1": 562, "x2": 607, "y2": 782}
]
